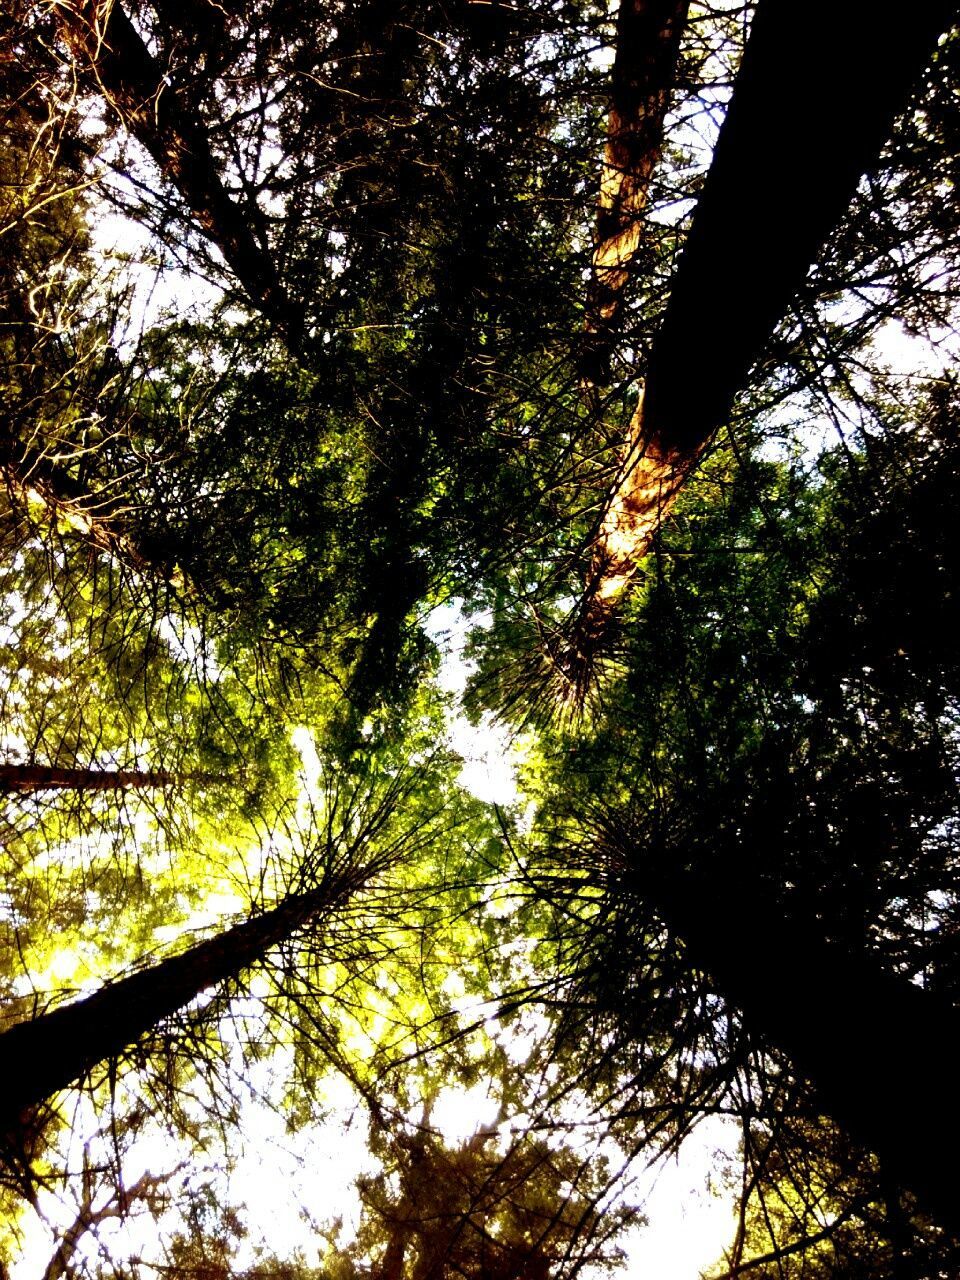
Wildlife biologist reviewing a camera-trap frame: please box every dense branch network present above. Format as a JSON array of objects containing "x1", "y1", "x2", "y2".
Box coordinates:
[
  {"x1": 54, "y1": 0, "x2": 296, "y2": 339},
  {"x1": 2, "y1": 0, "x2": 960, "y2": 1272}
]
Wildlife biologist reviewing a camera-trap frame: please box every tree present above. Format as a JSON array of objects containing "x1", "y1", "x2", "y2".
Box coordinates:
[
  {"x1": 52, "y1": 0, "x2": 296, "y2": 340},
  {"x1": 332, "y1": 1107, "x2": 637, "y2": 1279},
  {"x1": 506, "y1": 386, "x2": 960, "y2": 1256},
  {"x1": 573, "y1": 0, "x2": 956, "y2": 670},
  {"x1": 40, "y1": 1163, "x2": 178, "y2": 1280},
  {"x1": 0, "y1": 765, "x2": 180, "y2": 792},
  {"x1": 580, "y1": 0, "x2": 689, "y2": 387},
  {"x1": 5, "y1": 0, "x2": 960, "y2": 1274},
  {"x1": 0, "y1": 860, "x2": 375, "y2": 1130}
]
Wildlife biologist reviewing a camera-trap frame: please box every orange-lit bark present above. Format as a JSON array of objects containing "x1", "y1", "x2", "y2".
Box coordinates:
[
  {"x1": 577, "y1": 0, "x2": 954, "y2": 648},
  {"x1": 576, "y1": 388, "x2": 700, "y2": 644},
  {"x1": 55, "y1": 0, "x2": 295, "y2": 339},
  {"x1": 582, "y1": 0, "x2": 689, "y2": 387}
]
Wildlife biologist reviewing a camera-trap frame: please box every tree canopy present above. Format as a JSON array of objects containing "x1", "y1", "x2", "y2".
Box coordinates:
[{"x1": 2, "y1": 0, "x2": 960, "y2": 1276}]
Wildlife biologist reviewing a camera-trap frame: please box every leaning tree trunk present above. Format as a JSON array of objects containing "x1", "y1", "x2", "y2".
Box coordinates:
[
  {"x1": 55, "y1": 0, "x2": 296, "y2": 342},
  {"x1": 0, "y1": 765, "x2": 179, "y2": 793},
  {"x1": 573, "y1": 0, "x2": 955, "y2": 666},
  {"x1": 0, "y1": 876, "x2": 356, "y2": 1129},
  {"x1": 581, "y1": 0, "x2": 689, "y2": 388},
  {"x1": 657, "y1": 866, "x2": 960, "y2": 1241}
]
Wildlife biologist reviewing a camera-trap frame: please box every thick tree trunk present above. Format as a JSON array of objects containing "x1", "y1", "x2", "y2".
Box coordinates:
[
  {"x1": 581, "y1": 0, "x2": 689, "y2": 387},
  {"x1": 0, "y1": 765, "x2": 177, "y2": 793},
  {"x1": 578, "y1": 0, "x2": 954, "y2": 641},
  {"x1": 56, "y1": 0, "x2": 295, "y2": 340},
  {"x1": 0, "y1": 879, "x2": 352, "y2": 1128},
  {"x1": 659, "y1": 868, "x2": 960, "y2": 1240}
]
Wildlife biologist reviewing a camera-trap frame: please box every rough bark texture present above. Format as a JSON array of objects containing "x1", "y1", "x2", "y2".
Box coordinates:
[
  {"x1": 0, "y1": 765, "x2": 177, "y2": 793},
  {"x1": 0, "y1": 881, "x2": 347, "y2": 1127},
  {"x1": 580, "y1": 0, "x2": 954, "y2": 635},
  {"x1": 581, "y1": 0, "x2": 690, "y2": 386},
  {"x1": 660, "y1": 868, "x2": 960, "y2": 1240},
  {"x1": 56, "y1": 0, "x2": 294, "y2": 338}
]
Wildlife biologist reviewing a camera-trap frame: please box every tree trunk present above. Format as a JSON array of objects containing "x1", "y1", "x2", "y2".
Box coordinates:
[
  {"x1": 581, "y1": 0, "x2": 689, "y2": 387},
  {"x1": 0, "y1": 878, "x2": 355, "y2": 1129},
  {"x1": 55, "y1": 0, "x2": 295, "y2": 341},
  {"x1": 0, "y1": 765, "x2": 178, "y2": 793},
  {"x1": 658, "y1": 867, "x2": 960, "y2": 1240},
  {"x1": 577, "y1": 0, "x2": 954, "y2": 645},
  {"x1": 41, "y1": 1168, "x2": 172, "y2": 1280}
]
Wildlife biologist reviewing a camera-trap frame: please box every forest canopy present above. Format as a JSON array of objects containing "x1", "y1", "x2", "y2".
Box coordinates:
[{"x1": 2, "y1": 0, "x2": 960, "y2": 1275}]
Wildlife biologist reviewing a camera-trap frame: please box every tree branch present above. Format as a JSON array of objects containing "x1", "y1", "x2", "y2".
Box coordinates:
[{"x1": 54, "y1": 0, "x2": 297, "y2": 341}]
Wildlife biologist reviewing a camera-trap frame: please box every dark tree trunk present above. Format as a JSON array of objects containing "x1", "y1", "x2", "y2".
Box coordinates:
[
  {"x1": 0, "y1": 765, "x2": 178, "y2": 793},
  {"x1": 642, "y1": 0, "x2": 955, "y2": 453},
  {"x1": 659, "y1": 867, "x2": 960, "y2": 1240},
  {"x1": 0, "y1": 880, "x2": 350, "y2": 1128},
  {"x1": 581, "y1": 0, "x2": 690, "y2": 387},
  {"x1": 576, "y1": 0, "x2": 954, "y2": 651},
  {"x1": 56, "y1": 0, "x2": 296, "y2": 341}
]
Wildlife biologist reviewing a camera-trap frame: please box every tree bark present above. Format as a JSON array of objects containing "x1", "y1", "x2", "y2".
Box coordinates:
[
  {"x1": 578, "y1": 0, "x2": 955, "y2": 643},
  {"x1": 0, "y1": 877, "x2": 355, "y2": 1129},
  {"x1": 658, "y1": 867, "x2": 960, "y2": 1240},
  {"x1": 55, "y1": 0, "x2": 295, "y2": 340},
  {"x1": 41, "y1": 1168, "x2": 173, "y2": 1280},
  {"x1": 581, "y1": 0, "x2": 690, "y2": 387},
  {"x1": 0, "y1": 765, "x2": 178, "y2": 793}
]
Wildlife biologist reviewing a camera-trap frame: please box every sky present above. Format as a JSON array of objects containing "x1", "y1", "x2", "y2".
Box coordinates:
[
  {"x1": 9, "y1": 603, "x2": 741, "y2": 1280},
  {"x1": 421, "y1": 602, "x2": 744, "y2": 1278},
  {"x1": 15, "y1": 14, "x2": 951, "y2": 1269}
]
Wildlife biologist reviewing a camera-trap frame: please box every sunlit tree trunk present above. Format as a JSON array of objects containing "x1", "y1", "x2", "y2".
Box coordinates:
[
  {"x1": 0, "y1": 765, "x2": 178, "y2": 793},
  {"x1": 0, "y1": 878, "x2": 355, "y2": 1128},
  {"x1": 55, "y1": 0, "x2": 295, "y2": 340},
  {"x1": 581, "y1": 0, "x2": 689, "y2": 387},
  {"x1": 576, "y1": 0, "x2": 954, "y2": 658}
]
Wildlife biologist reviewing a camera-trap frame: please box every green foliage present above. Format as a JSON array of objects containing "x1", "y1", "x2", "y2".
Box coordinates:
[{"x1": 3, "y1": 2, "x2": 960, "y2": 1276}]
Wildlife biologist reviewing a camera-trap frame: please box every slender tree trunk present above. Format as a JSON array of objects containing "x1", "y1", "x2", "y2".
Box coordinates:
[
  {"x1": 581, "y1": 0, "x2": 689, "y2": 387},
  {"x1": 576, "y1": 0, "x2": 954, "y2": 654},
  {"x1": 55, "y1": 0, "x2": 296, "y2": 341},
  {"x1": 0, "y1": 765, "x2": 178, "y2": 793},
  {"x1": 375, "y1": 1225, "x2": 412, "y2": 1280},
  {"x1": 41, "y1": 1169, "x2": 172, "y2": 1280},
  {"x1": 0, "y1": 877, "x2": 356, "y2": 1128},
  {"x1": 658, "y1": 867, "x2": 960, "y2": 1240}
]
